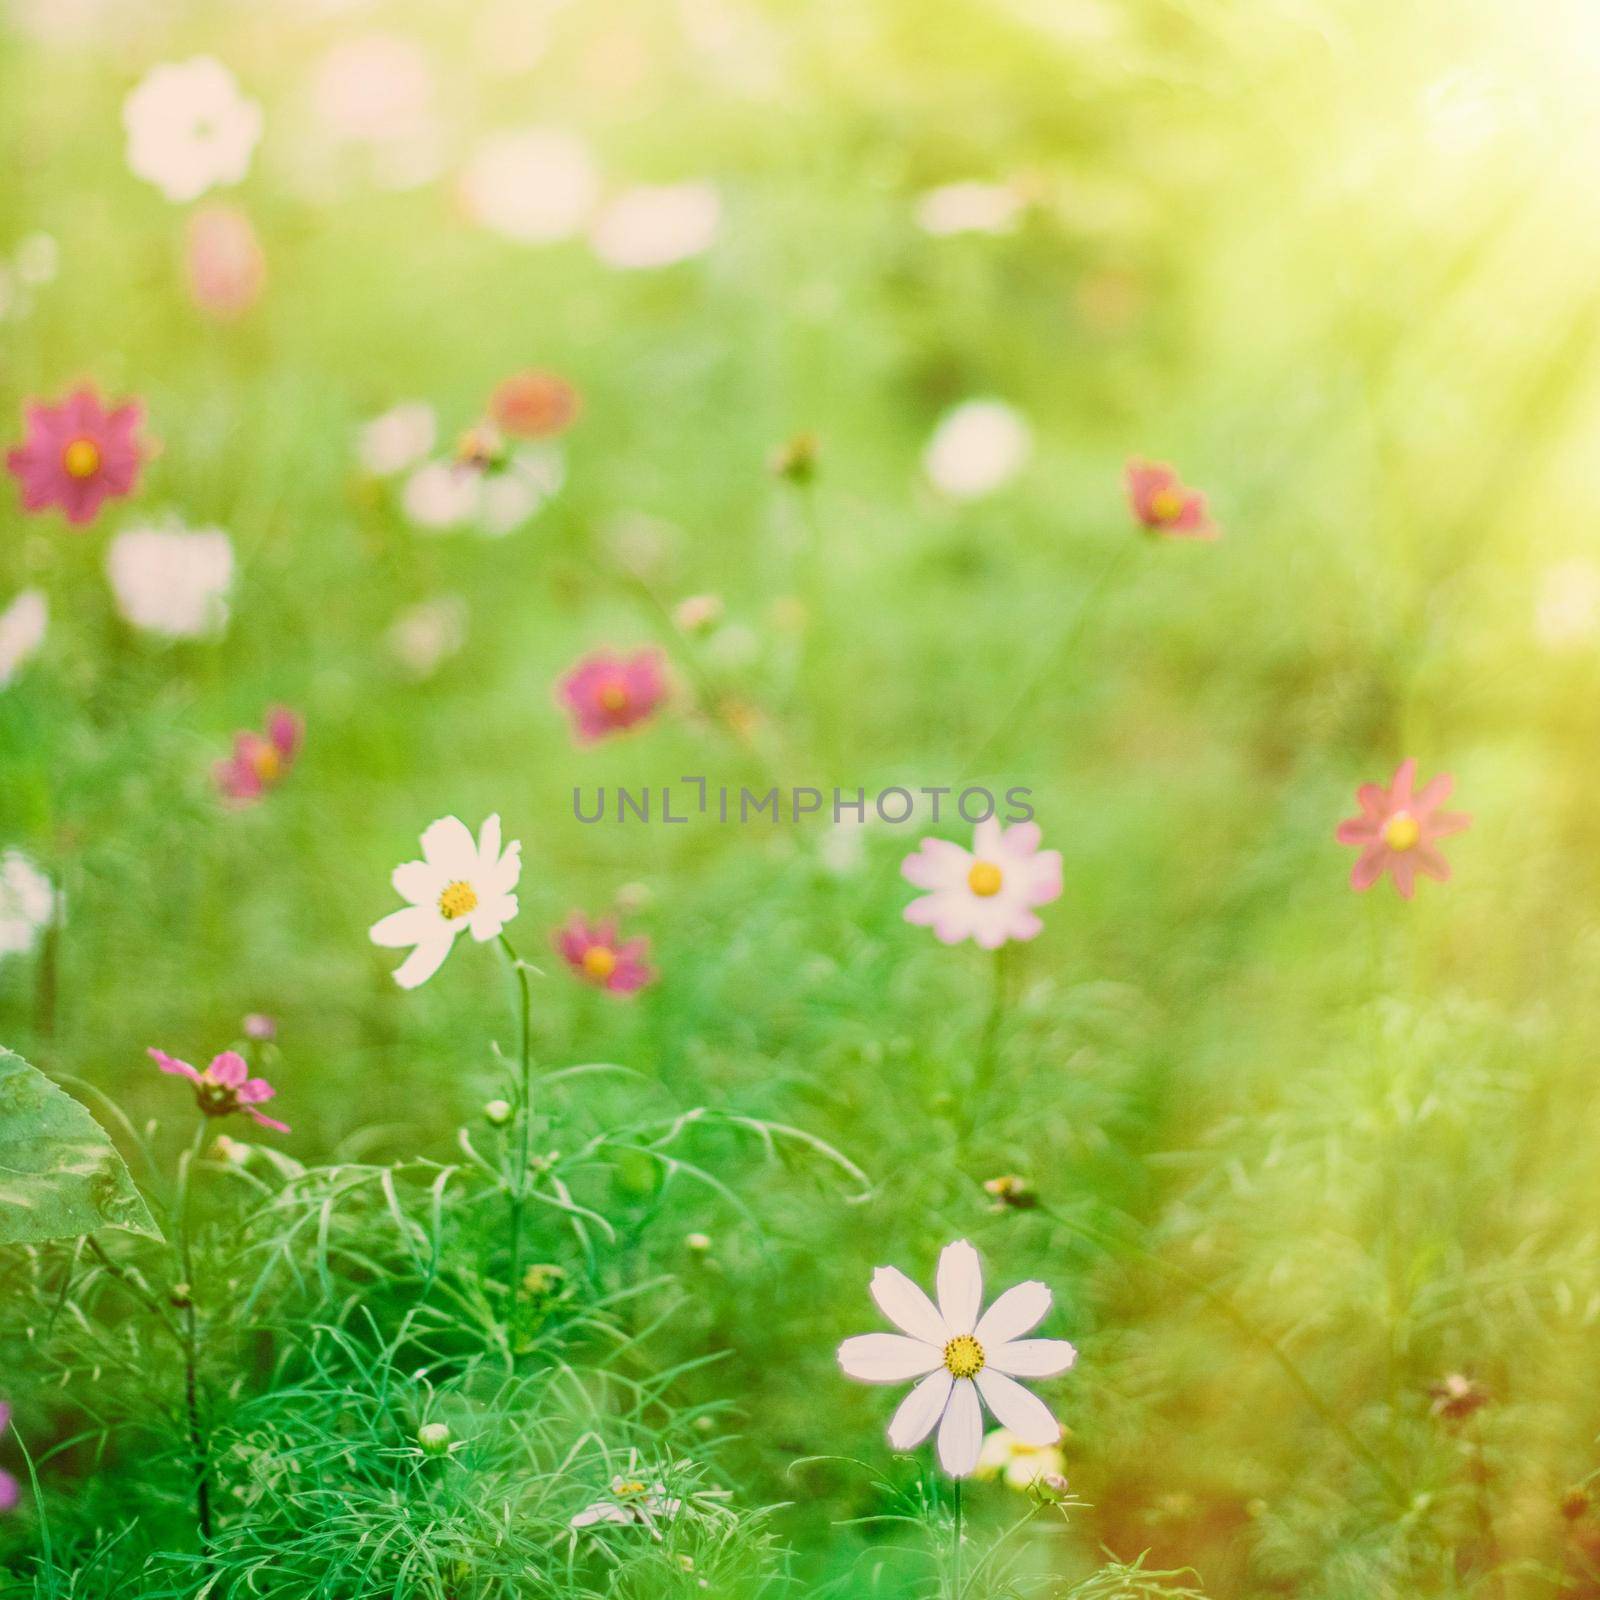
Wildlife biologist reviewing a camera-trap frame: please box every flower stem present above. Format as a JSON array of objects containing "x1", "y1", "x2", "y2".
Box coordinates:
[
  {"x1": 950, "y1": 1476, "x2": 963, "y2": 1599},
  {"x1": 175, "y1": 1121, "x2": 213, "y2": 1562},
  {"x1": 969, "y1": 946, "x2": 1008, "y2": 1120},
  {"x1": 499, "y1": 934, "x2": 535, "y2": 1320}
]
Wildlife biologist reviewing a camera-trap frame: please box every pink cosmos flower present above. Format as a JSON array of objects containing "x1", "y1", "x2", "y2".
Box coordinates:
[
  {"x1": 1335, "y1": 758, "x2": 1471, "y2": 899},
  {"x1": 214, "y1": 706, "x2": 302, "y2": 805},
  {"x1": 902, "y1": 819, "x2": 1063, "y2": 948},
  {"x1": 557, "y1": 648, "x2": 668, "y2": 743},
  {"x1": 1125, "y1": 459, "x2": 1216, "y2": 540},
  {"x1": 6, "y1": 387, "x2": 145, "y2": 526},
  {"x1": 184, "y1": 204, "x2": 266, "y2": 320},
  {"x1": 149, "y1": 1047, "x2": 289, "y2": 1132},
  {"x1": 489, "y1": 369, "x2": 580, "y2": 438},
  {"x1": 0, "y1": 1402, "x2": 16, "y2": 1514},
  {"x1": 554, "y1": 914, "x2": 654, "y2": 994}
]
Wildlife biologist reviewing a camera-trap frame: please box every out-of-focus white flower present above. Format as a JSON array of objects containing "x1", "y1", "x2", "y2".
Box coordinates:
[
  {"x1": 359, "y1": 402, "x2": 437, "y2": 477},
  {"x1": 369, "y1": 814, "x2": 521, "y2": 989},
  {"x1": 471, "y1": 0, "x2": 566, "y2": 76},
  {"x1": 820, "y1": 814, "x2": 870, "y2": 876},
  {"x1": 590, "y1": 182, "x2": 719, "y2": 269},
  {"x1": 123, "y1": 58, "x2": 262, "y2": 204},
  {"x1": 402, "y1": 461, "x2": 480, "y2": 530},
  {"x1": 106, "y1": 524, "x2": 234, "y2": 638},
  {"x1": 1535, "y1": 560, "x2": 1600, "y2": 650},
  {"x1": 480, "y1": 448, "x2": 565, "y2": 536},
  {"x1": 0, "y1": 850, "x2": 55, "y2": 958},
  {"x1": 13, "y1": 234, "x2": 58, "y2": 286},
  {"x1": 460, "y1": 129, "x2": 598, "y2": 243},
  {"x1": 0, "y1": 590, "x2": 47, "y2": 688},
  {"x1": 310, "y1": 34, "x2": 441, "y2": 189},
  {"x1": 977, "y1": 1427, "x2": 1068, "y2": 1491},
  {"x1": 923, "y1": 400, "x2": 1032, "y2": 500},
  {"x1": 387, "y1": 595, "x2": 468, "y2": 678},
  {"x1": 570, "y1": 1475, "x2": 681, "y2": 1538},
  {"x1": 915, "y1": 182, "x2": 1026, "y2": 237}
]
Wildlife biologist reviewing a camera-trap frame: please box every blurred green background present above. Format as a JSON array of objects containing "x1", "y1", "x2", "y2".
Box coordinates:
[{"x1": 5, "y1": 0, "x2": 1600, "y2": 1592}]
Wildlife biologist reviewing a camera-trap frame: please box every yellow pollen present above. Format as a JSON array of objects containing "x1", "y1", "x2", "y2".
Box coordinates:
[
  {"x1": 251, "y1": 745, "x2": 282, "y2": 783},
  {"x1": 613, "y1": 1478, "x2": 647, "y2": 1497},
  {"x1": 438, "y1": 880, "x2": 478, "y2": 920},
  {"x1": 967, "y1": 860, "x2": 1003, "y2": 897},
  {"x1": 1382, "y1": 812, "x2": 1421, "y2": 852},
  {"x1": 1148, "y1": 487, "x2": 1184, "y2": 522},
  {"x1": 943, "y1": 1334, "x2": 985, "y2": 1379},
  {"x1": 62, "y1": 438, "x2": 100, "y2": 479},
  {"x1": 597, "y1": 680, "x2": 629, "y2": 713},
  {"x1": 582, "y1": 945, "x2": 618, "y2": 980}
]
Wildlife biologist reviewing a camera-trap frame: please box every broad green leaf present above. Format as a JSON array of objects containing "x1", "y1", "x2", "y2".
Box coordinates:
[{"x1": 0, "y1": 1047, "x2": 161, "y2": 1244}]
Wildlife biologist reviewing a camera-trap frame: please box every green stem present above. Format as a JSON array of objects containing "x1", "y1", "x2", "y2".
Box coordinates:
[
  {"x1": 970, "y1": 946, "x2": 1008, "y2": 1117},
  {"x1": 951, "y1": 1476, "x2": 963, "y2": 1599},
  {"x1": 500, "y1": 935, "x2": 535, "y2": 1319},
  {"x1": 175, "y1": 1122, "x2": 214, "y2": 1561},
  {"x1": 1039, "y1": 1202, "x2": 1404, "y2": 1500}
]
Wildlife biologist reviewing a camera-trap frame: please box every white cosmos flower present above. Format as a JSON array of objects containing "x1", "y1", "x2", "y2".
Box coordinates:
[
  {"x1": 123, "y1": 58, "x2": 262, "y2": 204},
  {"x1": 369, "y1": 814, "x2": 521, "y2": 988},
  {"x1": 915, "y1": 181, "x2": 1026, "y2": 237},
  {"x1": 358, "y1": 402, "x2": 436, "y2": 477},
  {"x1": 460, "y1": 128, "x2": 599, "y2": 244},
  {"x1": 0, "y1": 849, "x2": 55, "y2": 958},
  {"x1": 922, "y1": 399, "x2": 1032, "y2": 500},
  {"x1": 401, "y1": 450, "x2": 564, "y2": 536},
  {"x1": 837, "y1": 1239, "x2": 1076, "y2": 1479},
  {"x1": 106, "y1": 525, "x2": 234, "y2": 639},
  {"x1": 901, "y1": 818, "x2": 1062, "y2": 948},
  {"x1": 569, "y1": 1475, "x2": 681, "y2": 1538},
  {"x1": 976, "y1": 1427, "x2": 1068, "y2": 1492},
  {"x1": 0, "y1": 590, "x2": 47, "y2": 688},
  {"x1": 590, "y1": 182, "x2": 720, "y2": 269}
]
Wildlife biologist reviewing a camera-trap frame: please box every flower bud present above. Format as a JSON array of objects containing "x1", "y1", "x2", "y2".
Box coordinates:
[
  {"x1": 483, "y1": 1099, "x2": 513, "y2": 1127},
  {"x1": 418, "y1": 1422, "x2": 451, "y2": 1456},
  {"x1": 169, "y1": 1282, "x2": 193, "y2": 1309}
]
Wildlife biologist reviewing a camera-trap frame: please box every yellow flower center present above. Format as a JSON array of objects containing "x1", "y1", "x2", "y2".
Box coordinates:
[
  {"x1": 62, "y1": 438, "x2": 100, "y2": 479},
  {"x1": 1382, "y1": 812, "x2": 1420, "y2": 852},
  {"x1": 967, "y1": 861, "x2": 1003, "y2": 897},
  {"x1": 582, "y1": 945, "x2": 618, "y2": 980},
  {"x1": 612, "y1": 1478, "x2": 647, "y2": 1497},
  {"x1": 597, "y1": 679, "x2": 629, "y2": 713},
  {"x1": 943, "y1": 1334, "x2": 985, "y2": 1379},
  {"x1": 251, "y1": 745, "x2": 282, "y2": 783},
  {"x1": 438, "y1": 880, "x2": 478, "y2": 920},
  {"x1": 1148, "y1": 487, "x2": 1184, "y2": 522}
]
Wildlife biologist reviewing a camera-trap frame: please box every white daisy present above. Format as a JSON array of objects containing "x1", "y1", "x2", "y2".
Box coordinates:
[
  {"x1": 901, "y1": 819, "x2": 1062, "y2": 948},
  {"x1": 358, "y1": 402, "x2": 436, "y2": 477},
  {"x1": 460, "y1": 128, "x2": 599, "y2": 244},
  {"x1": 123, "y1": 58, "x2": 262, "y2": 204},
  {"x1": 105, "y1": 524, "x2": 234, "y2": 639},
  {"x1": 369, "y1": 814, "x2": 521, "y2": 989},
  {"x1": 976, "y1": 1427, "x2": 1068, "y2": 1492},
  {"x1": 569, "y1": 1475, "x2": 681, "y2": 1538},
  {"x1": 0, "y1": 590, "x2": 47, "y2": 688},
  {"x1": 837, "y1": 1239, "x2": 1076, "y2": 1478},
  {"x1": 0, "y1": 849, "x2": 56, "y2": 959},
  {"x1": 922, "y1": 399, "x2": 1032, "y2": 501}
]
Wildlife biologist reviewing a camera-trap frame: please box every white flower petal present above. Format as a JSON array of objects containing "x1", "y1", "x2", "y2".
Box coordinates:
[
  {"x1": 488, "y1": 840, "x2": 523, "y2": 894},
  {"x1": 936, "y1": 1240, "x2": 983, "y2": 1335},
  {"x1": 975, "y1": 1369, "x2": 1060, "y2": 1446},
  {"x1": 838, "y1": 1333, "x2": 943, "y2": 1384},
  {"x1": 391, "y1": 860, "x2": 438, "y2": 905},
  {"x1": 870, "y1": 1266, "x2": 948, "y2": 1344},
  {"x1": 420, "y1": 815, "x2": 477, "y2": 875},
  {"x1": 985, "y1": 1338, "x2": 1078, "y2": 1379},
  {"x1": 467, "y1": 892, "x2": 517, "y2": 943},
  {"x1": 392, "y1": 932, "x2": 455, "y2": 989},
  {"x1": 887, "y1": 1369, "x2": 953, "y2": 1450},
  {"x1": 974, "y1": 1281, "x2": 1050, "y2": 1347},
  {"x1": 477, "y1": 812, "x2": 502, "y2": 868},
  {"x1": 369, "y1": 905, "x2": 434, "y2": 948},
  {"x1": 936, "y1": 1378, "x2": 983, "y2": 1477}
]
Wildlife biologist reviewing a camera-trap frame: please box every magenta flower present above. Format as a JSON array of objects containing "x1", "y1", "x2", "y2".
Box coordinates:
[
  {"x1": 902, "y1": 819, "x2": 1063, "y2": 948},
  {"x1": 149, "y1": 1047, "x2": 289, "y2": 1132},
  {"x1": 0, "y1": 1402, "x2": 17, "y2": 1515},
  {"x1": 1335, "y1": 758, "x2": 1471, "y2": 899},
  {"x1": 557, "y1": 648, "x2": 668, "y2": 742},
  {"x1": 1125, "y1": 459, "x2": 1216, "y2": 540},
  {"x1": 214, "y1": 706, "x2": 302, "y2": 805},
  {"x1": 554, "y1": 914, "x2": 654, "y2": 994},
  {"x1": 6, "y1": 386, "x2": 145, "y2": 526}
]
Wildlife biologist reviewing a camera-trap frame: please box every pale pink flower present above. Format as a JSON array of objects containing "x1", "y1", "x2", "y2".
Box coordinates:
[
  {"x1": 184, "y1": 205, "x2": 265, "y2": 320},
  {"x1": 6, "y1": 387, "x2": 144, "y2": 526},
  {"x1": 149, "y1": 1047, "x2": 289, "y2": 1133},
  {"x1": 123, "y1": 58, "x2": 261, "y2": 204},
  {"x1": 1335, "y1": 758, "x2": 1470, "y2": 898},
  {"x1": 838, "y1": 1240, "x2": 1077, "y2": 1478},
  {"x1": 554, "y1": 914, "x2": 654, "y2": 994},
  {"x1": 557, "y1": 648, "x2": 668, "y2": 742},
  {"x1": 902, "y1": 819, "x2": 1062, "y2": 948},
  {"x1": 214, "y1": 706, "x2": 302, "y2": 805},
  {"x1": 1125, "y1": 459, "x2": 1217, "y2": 540}
]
